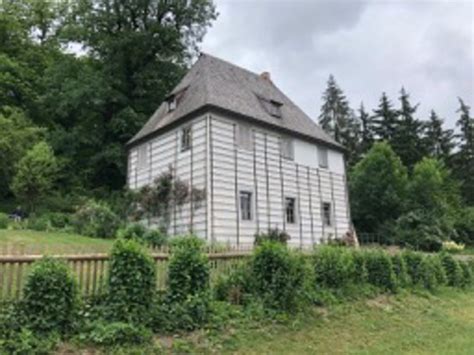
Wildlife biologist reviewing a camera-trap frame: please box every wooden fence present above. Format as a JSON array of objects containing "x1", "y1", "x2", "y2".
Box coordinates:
[{"x1": 0, "y1": 251, "x2": 250, "y2": 301}]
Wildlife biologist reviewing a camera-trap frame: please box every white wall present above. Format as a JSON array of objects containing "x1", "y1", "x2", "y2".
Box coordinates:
[{"x1": 128, "y1": 112, "x2": 351, "y2": 247}]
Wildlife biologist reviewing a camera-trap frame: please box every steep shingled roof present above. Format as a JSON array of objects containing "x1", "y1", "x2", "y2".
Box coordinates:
[{"x1": 128, "y1": 53, "x2": 341, "y2": 149}]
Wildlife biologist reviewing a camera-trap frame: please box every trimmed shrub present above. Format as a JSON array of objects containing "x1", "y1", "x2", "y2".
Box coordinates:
[
  {"x1": 73, "y1": 200, "x2": 120, "y2": 238},
  {"x1": 418, "y1": 257, "x2": 439, "y2": 291},
  {"x1": 313, "y1": 246, "x2": 355, "y2": 289},
  {"x1": 168, "y1": 236, "x2": 210, "y2": 302},
  {"x1": 350, "y1": 250, "x2": 368, "y2": 283},
  {"x1": 391, "y1": 254, "x2": 409, "y2": 287},
  {"x1": 21, "y1": 257, "x2": 78, "y2": 333},
  {"x1": 440, "y1": 253, "x2": 463, "y2": 287},
  {"x1": 430, "y1": 256, "x2": 447, "y2": 286},
  {"x1": 251, "y1": 241, "x2": 306, "y2": 310},
  {"x1": 106, "y1": 239, "x2": 156, "y2": 323},
  {"x1": 402, "y1": 251, "x2": 424, "y2": 285},
  {"x1": 44, "y1": 212, "x2": 72, "y2": 230},
  {"x1": 254, "y1": 228, "x2": 290, "y2": 246},
  {"x1": 459, "y1": 261, "x2": 473, "y2": 288},
  {"x1": 364, "y1": 250, "x2": 397, "y2": 292},
  {"x1": 79, "y1": 321, "x2": 152, "y2": 346},
  {"x1": 0, "y1": 213, "x2": 8, "y2": 229}
]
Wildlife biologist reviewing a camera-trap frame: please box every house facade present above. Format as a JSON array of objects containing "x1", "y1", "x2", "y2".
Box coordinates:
[{"x1": 127, "y1": 54, "x2": 351, "y2": 248}]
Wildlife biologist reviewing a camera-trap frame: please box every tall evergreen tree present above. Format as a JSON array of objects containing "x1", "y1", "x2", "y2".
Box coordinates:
[
  {"x1": 423, "y1": 110, "x2": 454, "y2": 162},
  {"x1": 453, "y1": 98, "x2": 474, "y2": 205},
  {"x1": 372, "y1": 92, "x2": 398, "y2": 143},
  {"x1": 318, "y1": 75, "x2": 351, "y2": 143},
  {"x1": 392, "y1": 87, "x2": 424, "y2": 168},
  {"x1": 358, "y1": 102, "x2": 374, "y2": 155}
]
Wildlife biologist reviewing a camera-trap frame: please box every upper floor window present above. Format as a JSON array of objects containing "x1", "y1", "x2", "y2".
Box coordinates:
[
  {"x1": 181, "y1": 126, "x2": 192, "y2": 152},
  {"x1": 236, "y1": 124, "x2": 254, "y2": 150},
  {"x1": 240, "y1": 191, "x2": 253, "y2": 221},
  {"x1": 318, "y1": 147, "x2": 328, "y2": 168},
  {"x1": 322, "y1": 202, "x2": 332, "y2": 226},
  {"x1": 281, "y1": 137, "x2": 294, "y2": 160},
  {"x1": 285, "y1": 197, "x2": 296, "y2": 224},
  {"x1": 137, "y1": 144, "x2": 149, "y2": 170}
]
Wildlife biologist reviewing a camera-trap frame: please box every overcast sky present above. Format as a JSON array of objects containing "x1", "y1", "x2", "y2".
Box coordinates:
[{"x1": 201, "y1": 0, "x2": 474, "y2": 128}]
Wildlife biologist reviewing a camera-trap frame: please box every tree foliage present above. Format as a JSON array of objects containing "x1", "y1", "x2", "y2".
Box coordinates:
[
  {"x1": 350, "y1": 142, "x2": 408, "y2": 234},
  {"x1": 12, "y1": 141, "x2": 59, "y2": 210}
]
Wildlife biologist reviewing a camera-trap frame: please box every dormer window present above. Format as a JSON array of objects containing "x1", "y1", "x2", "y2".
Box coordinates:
[
  {"x1": 167, "y1": 96, "x2": 177, "y2": 112},
  {"x1": 258, "y1": 96, "x2": 282, "y2": 118}
]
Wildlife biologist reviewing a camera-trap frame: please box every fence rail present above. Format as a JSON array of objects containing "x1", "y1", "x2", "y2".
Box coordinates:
[{"x1": 0, "y1": 251, "x2": 250, "y2": 301}]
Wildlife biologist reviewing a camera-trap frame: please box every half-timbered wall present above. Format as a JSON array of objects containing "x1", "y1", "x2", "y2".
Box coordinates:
[
  {"x1": 208, "y1": 113, "x2": 350, "y2": 248},
  {"x1": 128, "y1": 115, "x2": 208, "y2": 238},
  {"x1": 128, "y1": 112, "x2": 351, "y2": 247}
]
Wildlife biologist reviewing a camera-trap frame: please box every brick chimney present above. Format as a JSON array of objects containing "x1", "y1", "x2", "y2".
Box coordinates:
[{"x1": 260, "y1": 71, "x2": 272, "y2": 82}]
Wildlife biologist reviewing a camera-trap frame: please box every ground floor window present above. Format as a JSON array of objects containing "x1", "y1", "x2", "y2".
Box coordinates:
[
  {"x1": 322, "y1": 202, "x2": 332, "y2": 226},
  {"x1": 285, "y1": 197, "x2": 296, "y2": 224},
  {"x1": 240, "y1": 191, "x2": 253, "y2": 220}
]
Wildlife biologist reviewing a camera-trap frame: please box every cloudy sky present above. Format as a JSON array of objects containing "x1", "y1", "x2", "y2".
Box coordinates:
[{"x1": 201, "y1": 0, "x2": 474, "y2": 128}]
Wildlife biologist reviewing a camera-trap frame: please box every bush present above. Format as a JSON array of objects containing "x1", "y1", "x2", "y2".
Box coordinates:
[
  {"x1": 116, "y1": 223, "x2": 147, "y2": 240},
  {"x1": 350, "y1": 249, "x2": 368, "y2": 283},
  {"x1": 152, "y1": 293, "x2": 212, "y2": 332},
  {"x1": 418, "y1": 257, "x2": 440, "y2": 291},
  {"x1": 78, "y1": 321, "x2": 152, "y2": 347},
  {"x1": 251, "y1": 241, "x2": 306, "y2": 310},
  {"x1": 453, "y1": 207, "x2": 474, "y2": 246},
  {"x1": 117, "y1": 223, "x2": 167, "y2": 248},
  {"x1": 254, "y1": 228, "x2": 290, "y2": 246},
  {"x1": 168, "y1": 236, "x2": 210, "y2": 302},
  {"x1": 214, "y1": 262, "x2": 254, "y2": 305},
  {"x1": 440, "y1": 253, "x2": 463, "y2": 287},
  {"x1": 391, "y1": 254, "x2": 409, "y2": 287},
  {"x1": 0, "y1": 328, "x2": 59, "y2": 354},
  {"x1": 106, "y1": 239, "x2": 156, "y2": 323},
  {"x1": 313, "y1": 246, "x2": 355, "y2": 289},
  {"x1": 363, "y1": 250, "x2": 397, "y2": 292},
  {"x1": 395, "y1": 212, "x2": 443, "y2": 252},
  {"x1": 21, "y1": 257, "x2": 78, "y2": 333},
  {"x1": 143, "y1": 229, "x2": 167, "y2": 248},
  {"x1": 73, "y1": 200, "x2": 120, "y2": 238},
  {"x1": 402, "y1": 251, "x2": 424, "y2": 285},
  {"x1": 0, "y1": 213, "x2": 8, "y2": 229},
  {"x1": 431, "y1": 255, "x2": 448, "y2": 286},
  {"x1": 459, "y1": 261, "x2": 473, "y2": 288},
  {"x1": 442, "y1": 240, "x2": 465, "y2": 254},
  {"x1": 44, "y1": 212, "x2": 72, "y2": 230},
  {"x1": 27, "y1": 214, "x2": 51, "y2": 231}
]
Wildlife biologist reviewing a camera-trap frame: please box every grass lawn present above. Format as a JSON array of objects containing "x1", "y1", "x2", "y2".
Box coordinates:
[
  {"x1": 184, "y1": 288, "x2": 474, "y2": 355},
  {"x1": 0, "y1": 229, "x2": 114, "y2": 255}
]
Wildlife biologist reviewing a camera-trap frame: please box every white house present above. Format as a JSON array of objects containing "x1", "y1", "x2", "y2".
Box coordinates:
[{"x1": 127, "y1": 53, "x2": 351, "y2": 248}]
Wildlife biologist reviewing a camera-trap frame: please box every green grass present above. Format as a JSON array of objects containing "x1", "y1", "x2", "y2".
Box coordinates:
[
  {"x1": 186, "y1": 289, "x2": 474, "y2": 355},
  {"x1": 0, "y1": 229, "x2": 113, "y2": 254}
]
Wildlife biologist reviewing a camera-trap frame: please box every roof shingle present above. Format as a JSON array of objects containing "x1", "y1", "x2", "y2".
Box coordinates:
[{"x1": 128, "y1": 53, "x2": 341, "y2": 149}]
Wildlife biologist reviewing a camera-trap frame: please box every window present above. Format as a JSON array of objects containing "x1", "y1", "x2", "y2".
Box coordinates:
[
  {"x1": 318, "y1": 147, "x2": 328, "y2": 168},
  {"x1": 240, "y1": 191, "x2": 252, "y2": 221},
  {"x1": 181, "y1": 126, "x2": 192, "y2": 152},
  {"x1": 285, "y1": 197, "x2": 296, "y2": 224},
  {"x1": 168, "y1": 96, "x2": 177, "y2": 112},
  {"x1": 137, "y1": 144, "x2": 149, "y2": 170},
  {"x1": 281, "y1": 137, "x2": 294, "y2": 160},
  {"x1": 236, "y1": 124, "x2": 254, "y2": 150},
  {"x1": 322, "y1": 202, "x2": 332, "y2": 226},
  {"x1": 259, "y1": 97, "x2": 282, "y2": 118}
]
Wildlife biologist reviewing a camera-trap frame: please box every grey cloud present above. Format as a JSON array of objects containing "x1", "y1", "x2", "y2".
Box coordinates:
[{"x1": 202, "y1": 0, "x2": 473, "y2": 128}]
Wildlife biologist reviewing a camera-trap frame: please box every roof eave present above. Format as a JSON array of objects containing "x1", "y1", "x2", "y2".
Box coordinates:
[{"x1": 126, "y1": 104, "x2": 347, "y2": 153}]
